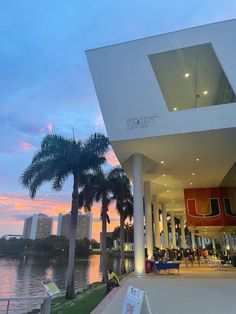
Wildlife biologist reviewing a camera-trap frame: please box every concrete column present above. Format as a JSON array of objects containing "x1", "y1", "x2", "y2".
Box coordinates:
[
  {"x1": 221, "y1": 237, "x2": 225, "y2": 254},
  {"x1": 229, "y1": 234, "x2": 234, "y2": 249},
  {"x1": 180, "y1": 216, "x2": 186, "y2": 248},
  {"x1": 170, "y1": 211, "x2": 177, "y2": 248},
  {"x1": 196, "y1": 236, "x2": 200, "y2": 248},
  {"x1": 225, "y1": 235, "x2": 230, "y2": 251},
  {"x1": 233, "y1": 235, "x2": 236, "y2": 252},
  {"x1": 191, "y1": 231, "x2": 196, "y2": 248},
  {"x1": 202, "y1": 237, "x2": 206, "y2": 249},
  {"x1": 161, "y1": 205, "x2": 169, "y2": 249},
  {"x1": 212, "y1": 238, "x2": 216, "y2": 252},
  {"x1": 231, "y1": 235, "x2": 236, "y2": 251},
  {"x1": 132, "y1": 154, "x2": 145, "y2": 276},
  {"x1": 144, "y1": 181, "x2": 153, "y2": 259},
  {"x1": 153, "y1": 195, "x2": 161, "y2": 249}
]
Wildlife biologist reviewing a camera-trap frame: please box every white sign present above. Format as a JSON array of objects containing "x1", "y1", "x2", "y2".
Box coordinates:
[
  {"x1": 42, "y1": 279, "x2": 60, "y2": 297},
  {"x1": 121, "y1": 286, "x2": 152, "y2": 314}
]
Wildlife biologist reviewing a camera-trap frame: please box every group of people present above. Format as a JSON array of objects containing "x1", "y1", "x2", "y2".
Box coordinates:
[
  {"x1": 106, "y1": 247, "x2": 235, "y2": 293},
  {"x1": 146, "y1": 247, "x2": 211, "y2": 271}
]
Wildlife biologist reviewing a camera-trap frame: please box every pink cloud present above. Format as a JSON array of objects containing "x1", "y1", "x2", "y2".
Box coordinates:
[
  {"x1": 19, "y1": 141, "x2": 35, "y2": 150},
  {"x1": 0, "y1": 193, "x2": 120, "y2": 241},
  {"x1": 46, "y1": 123, "x2": 53, "y2": 133},
  {"x1": 39, "y1": 122, "x2": 53, "y2": 134},
  {"x1": 105, "y1": 149, "x2": 120, "y2": 167},
  {"x1": 0, "y1": 194, "x2": 69, "y2": 215}
]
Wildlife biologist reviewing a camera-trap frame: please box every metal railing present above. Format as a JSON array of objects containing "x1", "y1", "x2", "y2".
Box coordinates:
[{"x1": 0, "y1": 296, "x2": 51, "y2": 314}]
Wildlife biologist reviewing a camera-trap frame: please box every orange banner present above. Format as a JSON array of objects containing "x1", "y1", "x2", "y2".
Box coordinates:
[{"x1": 184, "y1": 187, "x2": 236, "y2": 227}]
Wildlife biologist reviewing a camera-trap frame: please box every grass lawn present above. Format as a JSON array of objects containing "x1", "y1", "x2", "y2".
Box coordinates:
[{"x1": 51, "y1": 285, "x2": 106, "y2": 314}]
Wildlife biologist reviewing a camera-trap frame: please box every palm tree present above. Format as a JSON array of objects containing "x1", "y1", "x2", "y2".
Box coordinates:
[
  {"x1": 80, "y1": 169, "x2": 115, "y2": 282},
  {"x1": 20, "y1": 133, "x2": 109, "y2": 299},
  {"x1": 109, "y1": 167, "x2": 133, "y2": 274}
]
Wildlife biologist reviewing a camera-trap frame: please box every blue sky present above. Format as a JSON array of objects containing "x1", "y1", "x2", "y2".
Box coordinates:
[{"x1": 0, "y1": 0, "x2": 236, "y2": 236}]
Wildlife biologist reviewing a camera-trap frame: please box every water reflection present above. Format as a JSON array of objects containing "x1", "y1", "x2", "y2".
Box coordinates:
[
  {"x1": 74, "y1": 258, "x2": 89, "y2": 292},
  {"x1": 0, "y1": 258, "x2": 18, "y2": 297},
  {"x1": 88, "y1": 255, "x2": 101, "y2": 284},
  {"x1": 0, "y1": 255, "x2": 134, "y2": 297}
]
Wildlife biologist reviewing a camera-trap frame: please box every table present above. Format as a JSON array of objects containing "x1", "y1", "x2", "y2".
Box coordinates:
[{"x1": 155, "y1": 262, "x2": 180, "y2": 274}]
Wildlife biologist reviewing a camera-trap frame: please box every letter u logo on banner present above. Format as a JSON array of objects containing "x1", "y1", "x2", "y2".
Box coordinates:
[
  {"x1": 224, "y1": 198, "x2": 236, "y2": 216},
  {"x1": 187, "y1": 198, "x2": 221, "y2": 218}
]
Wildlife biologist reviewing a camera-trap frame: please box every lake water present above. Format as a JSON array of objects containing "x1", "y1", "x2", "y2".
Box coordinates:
[{"x1": 0, "y1": 254, "x2": 134, "y2": 313}]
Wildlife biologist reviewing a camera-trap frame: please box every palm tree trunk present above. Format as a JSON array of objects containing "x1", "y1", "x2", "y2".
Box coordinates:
[
  {"x1": 101, "y1": 206, "x2": 108, "y2": 282},
  {"x1": 120, "y1": 212, "x2": 125, "y2": 274},
  {"x1": 66, "y1": 176, "x2": 79, "y2": 299}
]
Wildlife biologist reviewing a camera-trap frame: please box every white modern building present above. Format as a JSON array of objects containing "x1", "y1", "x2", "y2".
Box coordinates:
[
  {"x1": 2, "y1": 234, "x2": 22, "y2": 240},
  {"x1": 23, "y1": 213, "x2": 53, "y2": 240},
  {"x1": 57, "y1": 211, "x2": 92, "y2": 240},
  {"x1": 87, "y1": 19, "x2": 236, "y2": 276}
]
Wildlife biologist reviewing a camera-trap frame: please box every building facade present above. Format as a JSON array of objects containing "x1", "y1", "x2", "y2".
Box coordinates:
[
  {"x1": 57, "y1": 211, "x2": 92, "y2": 240},
  {"x1": 23, "y1": 213, "x2": 53, "y2": 240},
  {"x1": 87, "y1": 19, "x2": 236, "y2": 275},
  {"x1": 2, "y1": 234, "x2": 22, "y2": 240}
]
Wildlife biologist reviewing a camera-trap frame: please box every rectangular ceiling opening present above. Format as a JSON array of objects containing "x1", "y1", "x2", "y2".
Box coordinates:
[{"x1": 149, "y1": 43, "x2": 236, "y2": 111}]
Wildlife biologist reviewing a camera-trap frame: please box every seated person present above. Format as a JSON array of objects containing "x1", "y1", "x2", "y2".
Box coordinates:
[
  {"x1": 106, "y1": 269, "x2": 120, "y2": 293},
  {"x1": 156, "y1": 257, "x2": 168, "y2": 267},
  {"x1": 155, "y1": 257, "x2": 167, "y2": 274},
  {"x1": 149, "y1": 256, "x2": 156, "y2": 273},
  {"x1": 160, "y1": 256, "x2": 168, "y2": 263}
]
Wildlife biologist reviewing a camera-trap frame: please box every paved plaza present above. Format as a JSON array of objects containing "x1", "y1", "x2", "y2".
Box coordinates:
[{"x1": 92, "y1": 264, "x2": 236, "y2": 314}]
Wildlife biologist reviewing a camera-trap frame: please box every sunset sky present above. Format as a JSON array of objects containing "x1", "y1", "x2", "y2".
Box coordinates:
[{"x1": 0, "y1": 0, "x2": 236, "y2": 240}]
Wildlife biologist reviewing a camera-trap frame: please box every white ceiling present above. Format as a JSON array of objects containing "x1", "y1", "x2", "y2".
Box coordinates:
[
  {"x1": 112, "y1": 127, "x2": 236, "y2": 215},
  {"x1": 149, "y1": 43, "x2": 236, "y2": 111}
]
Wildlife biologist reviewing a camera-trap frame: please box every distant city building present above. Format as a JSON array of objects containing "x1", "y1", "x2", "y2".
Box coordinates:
[
  {"x1": 23, "y1": 213, "x2": 53, "y2": 240},
  {"x1": 57, "y1": 211, "x2": 92, "y2": 240},
  {"x1": 2, "y1": 234, "x2": 22, "y2": 240}
]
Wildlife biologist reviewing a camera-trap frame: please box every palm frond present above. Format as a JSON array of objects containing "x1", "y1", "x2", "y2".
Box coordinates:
[
  {"x1": 84, "y1": 133, "x2": 109, "y2": 156},
  {"x1": 106, "y1": 213, "x2": 110, "y2": 224},
  {"x1": 108, "y1": 167, "x2": 133, "y2": 218},
  {"x1": 21, "y1": 133, "x2": 109, "y2": 203},
  {"x1": 52, "y1": 169, "x2": 71, "y2": 191},
  {"x1": 21, "y1": 158, "x2": 57, "y2": 198}
]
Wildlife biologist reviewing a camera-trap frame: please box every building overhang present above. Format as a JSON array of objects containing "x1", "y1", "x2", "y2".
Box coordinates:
[{"x1": 86, "y1": 19, "x2": 236, "y2": 235}]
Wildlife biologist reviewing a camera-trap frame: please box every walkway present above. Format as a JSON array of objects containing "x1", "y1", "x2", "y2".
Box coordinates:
[{"x1": 92, "y1": 263, "x2": 236, "y2": 314}]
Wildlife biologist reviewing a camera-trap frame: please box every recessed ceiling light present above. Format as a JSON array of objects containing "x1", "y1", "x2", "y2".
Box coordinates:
[
  {"x1": 192, "y1": 172, "x2": 195, "y2": 176},
  {"x1": 162, "y1": 174, "x2": 166, "y2": 177},
  {"x1": 167, "y1": 190, "x2": 170, "y2": 193},
  {"x1": 161, "y1": 161, "x2": 165, "y2": 164},
  {"x1": 190, "y1": 182, "x2": 193, "y2": 185},
  {"x1": 196, "y1": 158, "x2": 200, "y2": 162},
  {"x1": 203, "y1": 90, "x2": 208, "y2": 95},
  {"x1": 184, "y1": 73, "x2": 190, "y2": 78},
  {"x1": 173, "y1": 107, "x2": 178, "y2": 111}
]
